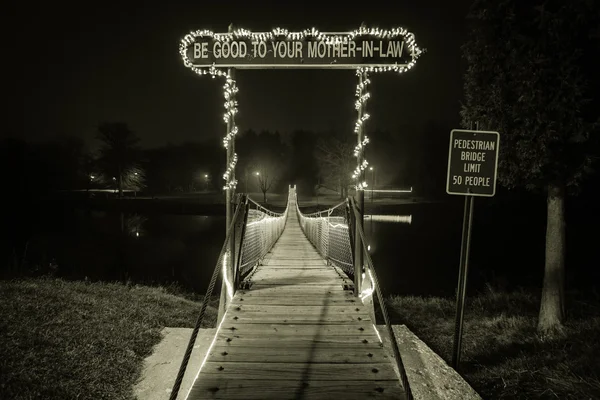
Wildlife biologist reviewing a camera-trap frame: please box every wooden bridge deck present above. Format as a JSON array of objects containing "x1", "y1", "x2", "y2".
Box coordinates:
[{"x1": 186, "y1": 202, "x2": 405, "y2": 399}]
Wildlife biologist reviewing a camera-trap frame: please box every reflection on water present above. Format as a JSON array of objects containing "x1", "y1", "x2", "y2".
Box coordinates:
[
  {"x1": 365, "y1": 214, "x2": 412, "y2": 224},
  {"x1": 26, "y1": 210, "x2": 225, "y2": 293},
  {"x1": 125, "y1": 214, "x2": 147, "y2": 237},
  {"x1": 365, "y1": 206, "x2": 465, "y2": 297},
  {"x1": 20, "y1": 199, "x2": 597, "y2": 297},
  {"x1": 364, "y1": 202, "x2": 559, "y2": 297}
]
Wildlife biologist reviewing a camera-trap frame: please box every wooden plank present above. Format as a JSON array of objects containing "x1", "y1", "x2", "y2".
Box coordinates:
[
  {"x1": 219, "y1": 322, "x2": 378, "y2": 337},
  {"x1": 259, "y1": 265, "x2": 329, "y2": 269},
  {"x1": 228, "y1": 304, "x2": 367, "y2": 314},
  {"x1": 253, "y1": 269, "x2": 338, "y2": 276},
  {"x1": 265, "y1": 259, "x2": 325, "y2": 263},
  {"x1": 267, "y1": 256, "x2": 324, "y2": 260},
  {"x1": 267, "y1": 249, "x2": 314, "y2": 252},
  {"x1": 251, "y1": 271, "x2": 345, "y2": 279},
  {"x1": 230, "y1": 296, "x2": 359, "y2": 306},
  {"x1": 243, "y1": 282, "x2": 347, "y2": 289},
  {"x1": 215, "y1": 335, "x2": 385, "y2": 348},
  {"x1": 199, "y1": 362, "x2": 398, "y2": 381},
  {"x1": 260, "y1": 261, "x2": 327, "y2": 266},
  {"x1": 273, "y1": 244, "x2": 314, "y2": 247},
  {"x1": 223, "y1": 313, "x2": 369, "y2": 324},
  {"x1": 235, "y1": 290, "x2": 354, "y2": 298},
  {"x1": 188, "y1": 379, "x2": 405, "y2": 399},
  {"x1": 248, "y1": 279, "x2": 348, "y2": 285},
  {"x1": 208, "y1": 346, "x2": 389, "y2": 363},
  {"x1": 251, "y1": 273, "x2": 342, "y2": 281}
]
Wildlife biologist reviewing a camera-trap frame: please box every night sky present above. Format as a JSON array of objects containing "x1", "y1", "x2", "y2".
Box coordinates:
[{"x1": 19, "y1": 1, "x2": 471, "y2": 150}]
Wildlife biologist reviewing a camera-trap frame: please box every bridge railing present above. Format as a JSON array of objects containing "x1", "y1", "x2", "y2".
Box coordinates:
[
  {"x1": 296, "y1": 192, "x2": 413, "y2": 400},
  {"x1": 237, "y1": 195, "x2": 289, "y2": 281},
  {"x1": 295, "y1": 196, "x2": 355, "y2": 278},
  {"x1": 169, "y1": 188, "x2": 291, "y2": 400},
  {"x1": 347, "y1": 196, "x2": 414, "y2": 400}
]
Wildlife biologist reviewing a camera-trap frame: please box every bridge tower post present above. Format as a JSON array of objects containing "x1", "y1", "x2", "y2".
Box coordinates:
[
  {"x1": 218, "y1": 23, "x2": 237, "y2": 325},
  {"x1": 353, "y1": 68, "x2": 368, "y2": 297}
]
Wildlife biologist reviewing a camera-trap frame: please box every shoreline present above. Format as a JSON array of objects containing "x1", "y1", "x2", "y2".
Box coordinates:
[{"x1": 42, "y1": 193, "x2": 445, "y2": 217}]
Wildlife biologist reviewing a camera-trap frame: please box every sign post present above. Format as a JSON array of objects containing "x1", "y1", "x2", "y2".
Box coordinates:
[{"x1": 446, "y1": 127, "x2": 500, "y2": 370}]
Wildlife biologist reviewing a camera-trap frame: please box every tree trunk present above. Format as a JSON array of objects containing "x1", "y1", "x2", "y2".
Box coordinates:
[
  {"x1": 262, "y1": 191, "x2": 267, "y2": 203},
  {"x1": 538, "y1": 182, "x2": 566, "y2": 335},
  {"x1": 118, "y1": 166, "x2": 123, "y2": 198}
]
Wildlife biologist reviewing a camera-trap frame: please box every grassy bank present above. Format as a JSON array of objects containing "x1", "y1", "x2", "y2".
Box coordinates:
[
  {"x1": 0, "y1": 278, "x2": 216, "y2": 400},
  {"x1": 387, "y1": 289, "x2": 600, "y2": 399}
]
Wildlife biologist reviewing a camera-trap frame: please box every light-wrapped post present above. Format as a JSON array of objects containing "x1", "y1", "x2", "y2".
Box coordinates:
[
  {"x1": 353, "y1": 69, "x2": 370, "y2": 296},
  {"x1": 218, "y1": 23, "x2": 239, "y2": 324}
]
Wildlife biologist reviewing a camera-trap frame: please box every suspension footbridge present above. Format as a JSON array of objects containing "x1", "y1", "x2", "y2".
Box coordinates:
[{"x1": 172, "y1": 186, "x2": 411, "y2": 400}]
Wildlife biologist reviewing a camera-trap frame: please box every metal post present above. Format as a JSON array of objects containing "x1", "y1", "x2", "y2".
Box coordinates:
[
  {"x1": 452, "y1": 193, "x2": 475, "y2": 370},
  {"x1": 234, "y1": 195, "x2": 249, "y2": 290},
  {"x1": 451, "y1": 119, "x2": 479, "y2": 370},
  {"x1": 218, "y1": 23, "x2": 237, "y2": 324},
  {"x1": 353, "y1": 70, "x2": 367, "y2": 296}
]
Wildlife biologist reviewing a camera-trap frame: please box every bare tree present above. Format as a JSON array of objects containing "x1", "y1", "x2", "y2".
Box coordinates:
[
  {"x1": 314, "y1": 136, "x2": 354, "y2": 199},
  {"x1": 255, "y1": 160, "x2": 279, "y2": 203}
]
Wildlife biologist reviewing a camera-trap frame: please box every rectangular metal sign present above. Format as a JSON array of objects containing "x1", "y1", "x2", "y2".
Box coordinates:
[
  {"x1": 186, "y1": 36, "x2": 411, "y2": 68},
  {"x1": 446, "y1": 129, "x2": 500, "y2": 197}
]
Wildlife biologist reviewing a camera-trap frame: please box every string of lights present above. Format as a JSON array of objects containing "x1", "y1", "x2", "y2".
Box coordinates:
[
  {"x1": 179, "y1": 26, "x2": 424, "y2": 72},
  {"x1": 353, "y1": 69, "x2": 370, "y2": 190},
  {"x1": 178, "y1": 26, "x2": 424, "y2": 193},
  {"x1": 222, "y1": 75, "x2": 238, "y2": 190}
]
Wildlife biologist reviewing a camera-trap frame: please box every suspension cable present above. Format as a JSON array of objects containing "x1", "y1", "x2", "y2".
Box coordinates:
[
  {"x1": 297, "y1": 200, "x2": 347, "y2": 218},
  {"x1": 169, "y1": 201, "x2": 244, "y2": 400},
  {"x1": 247, "y1": 196, "x2": 286, "y2": 216}
]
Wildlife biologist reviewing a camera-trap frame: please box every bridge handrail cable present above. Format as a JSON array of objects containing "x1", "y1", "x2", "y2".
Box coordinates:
[
  {"x1": 295, "y1": 193, "x2": 413, "y2": 399},
  {"x1": 295, "y1": 195, "x2": 355, "y2": 278},
  {"x1": 169, "y1": 195, "x2": 246, "y2": 400},
  {"x1": 348, "y1": 196, "x2": 414, "y2": 400},
  {"x1": 170, "y1": 189, "x2": 291, "y2": 400},
  {"x1": 237, "y1": 192, "x2": 290, "y2": 279}
]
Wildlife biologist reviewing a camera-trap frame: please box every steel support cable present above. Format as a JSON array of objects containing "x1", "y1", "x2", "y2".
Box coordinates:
[
  {"x1": 349, "y1": 197, "x2": 413, "y2": 400},
  {"x1": 169, "y1": 201, "x2": 244, "y2": 400},
  {"x1": 247, "y1": 197, "x2": 285, "y2": 217}
]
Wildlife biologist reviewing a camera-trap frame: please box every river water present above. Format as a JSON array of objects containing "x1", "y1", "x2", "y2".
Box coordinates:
[{"x1": 18, "y1": 197, "x2": 599, "y2": 297}]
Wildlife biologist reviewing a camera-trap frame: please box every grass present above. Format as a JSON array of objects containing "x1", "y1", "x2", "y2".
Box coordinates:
[
  {"x1": 0, "y1": 278, "x2": 217, "y2": 400},
  {"x1": 387, "y1": 288, "x2": 600, "y2": 399}
]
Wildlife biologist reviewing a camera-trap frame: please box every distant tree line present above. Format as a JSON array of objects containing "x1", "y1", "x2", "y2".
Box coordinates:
[{"x1": 1, "y1": 122, "x2": 450, "y2": 201}]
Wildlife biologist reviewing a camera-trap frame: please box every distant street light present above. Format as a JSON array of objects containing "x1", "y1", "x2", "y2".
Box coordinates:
[
  {"x1": 133, "y1": 172, "x2": 139, "y2": 197},
  {"x1": 204, "y1": 174, "x2": 209, "y2": 191},
  {"x1": 88, "y1": 175, "x2": 95, "y2": 194}
]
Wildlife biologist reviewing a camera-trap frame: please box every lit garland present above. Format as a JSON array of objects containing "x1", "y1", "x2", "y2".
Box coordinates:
[
  {"x1": 221, "y1": 74, "x2": 239, "y2": 190},
  {"x1": 353, "y1": 68, "x2": 371, "y2": 190},
  {"x1": 222, "y1": 76, "x2": 239, "y2": 149},
  {"x1": 178, "y1": 26, "x2": 425, "y2": 193},
  {"x1": 222, "y1": 153, "x2": 238, "y2": 190},
  {"x1": 179, "y1": 26, "x2": 425, "y2": 75}
]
